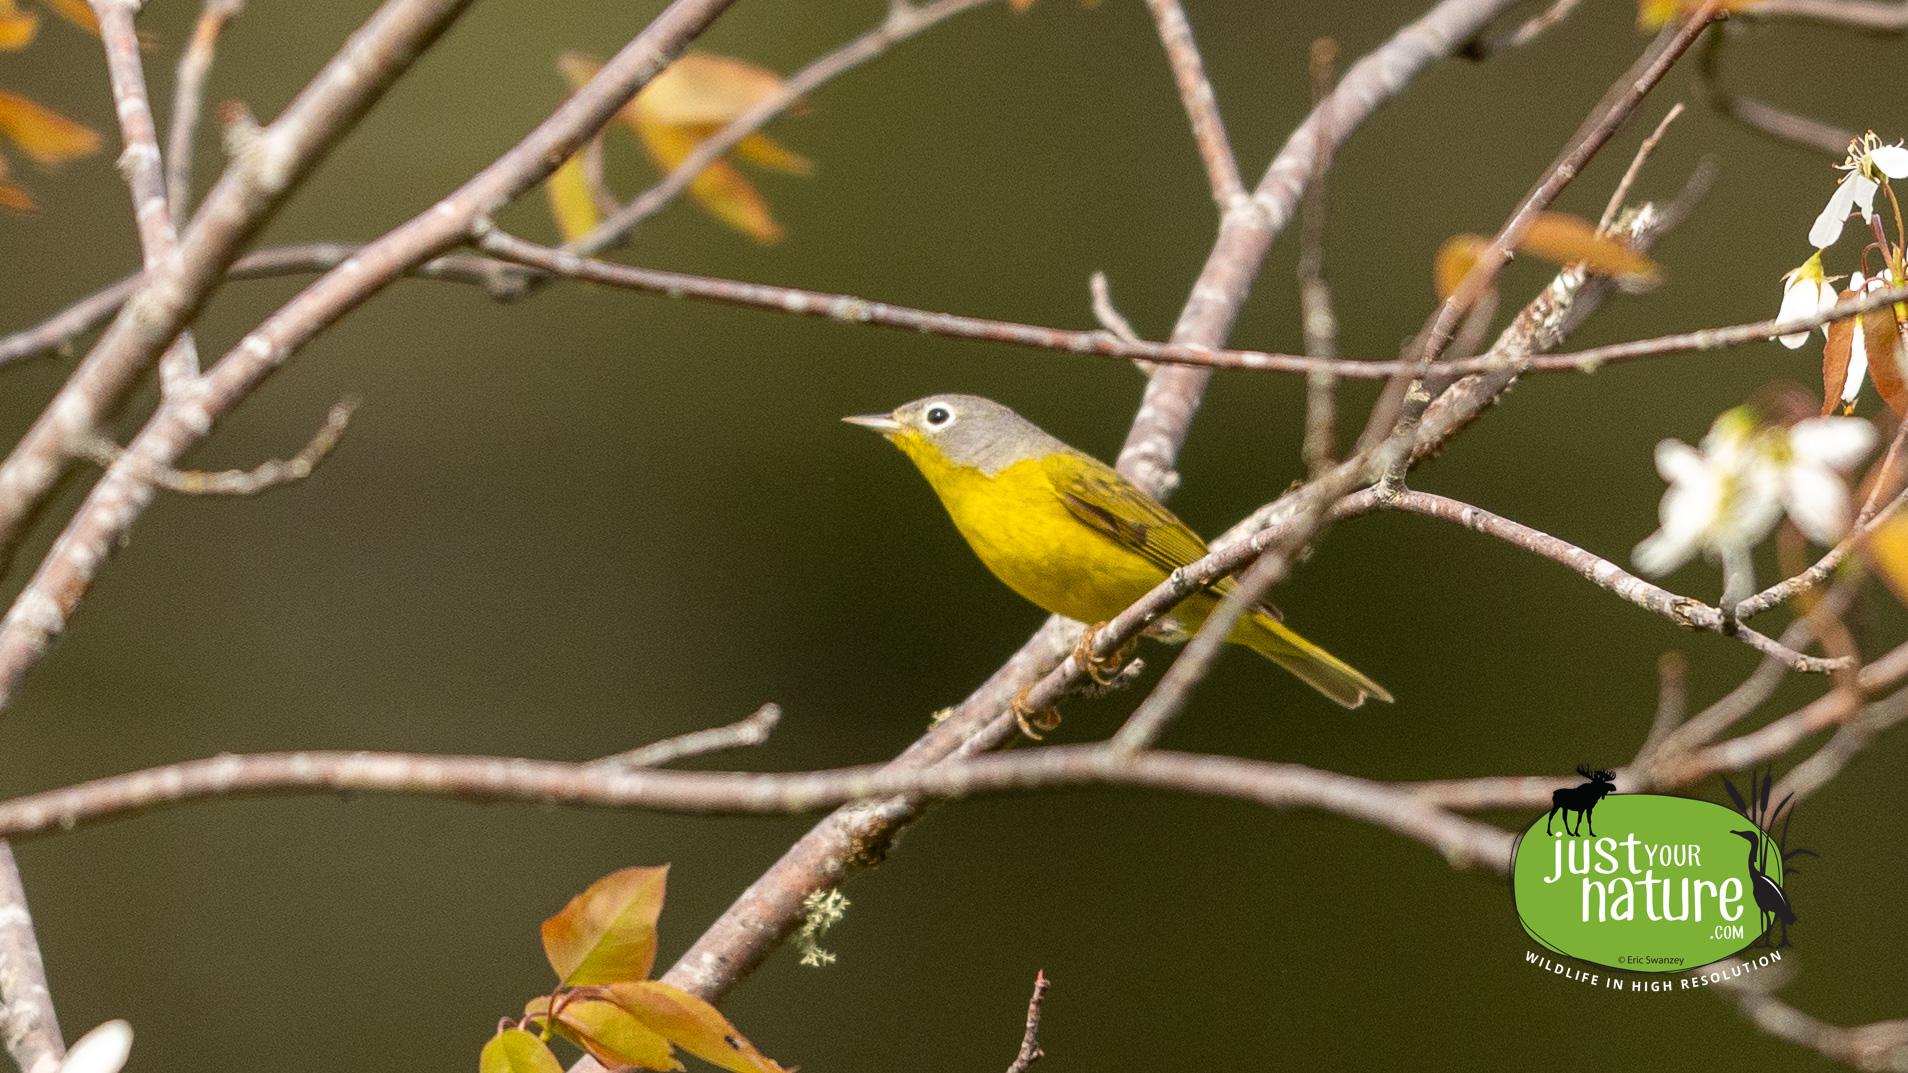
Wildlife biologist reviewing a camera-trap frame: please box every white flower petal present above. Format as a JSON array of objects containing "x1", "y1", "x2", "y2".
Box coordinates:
[
  {"x1": 1811, "y1": 180, "x2": 1862, "y2": 247},
  {"x1": 1783, "y1": 464, "x2": 1852, "y2": 545},
  {"x1": 1777, "y1": 276, "x2": 1837, "y2": 347},
  {"x1": 1654, "y1": 440, "x2": 1707, "y2": 484},
  {"x1": 1789, "y1": 416, "x2": 1877, "y2": 470},
  {"x1": 1871, "y1": 144, "x2": 1908, "y2": 178},
  {"x1": 1845, "y1": 316, "x2": 1871, "y2": 406},
  {"x1": 1635, "y1": 528, "x2": 1700, "y2": 576},
  {"x1": 60, "y1": 1022, "x2": 132, "y2": 1073}
]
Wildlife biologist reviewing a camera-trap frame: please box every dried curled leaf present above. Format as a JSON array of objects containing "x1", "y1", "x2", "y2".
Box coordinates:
[
  {"x1": 0, "y1": 89, "x2": 101, "y2": 164},
  {"x1": 604, "y1": 982, "x2": 790, "y2": 1073},
  {"x1": 527, "y1": 994, "x2": 680, "y2": 1072},
  {"x1": 545, "y1": 149, "x2": 602, "y2": 243},
  {"x1": 558, "y1": 51, "x2": 810, "y2": 243},
  {"x1": 480, "y1": 1029, "x2": 565, "y2": 1073},
  {"x1": 1433, "y1": 211, "x2": 1662, "y2": 299},
  {"x1": 1821, "y1": 293, "x2": 1907, "y2": 416},
  {"x1": 540, "y1": 865, "x2": 668, "y2": 986}
]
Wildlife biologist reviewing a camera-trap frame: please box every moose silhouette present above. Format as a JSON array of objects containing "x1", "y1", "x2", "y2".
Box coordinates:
[{"x1": 1545, "y1": 766, "x2": 1617, "y2": 837}]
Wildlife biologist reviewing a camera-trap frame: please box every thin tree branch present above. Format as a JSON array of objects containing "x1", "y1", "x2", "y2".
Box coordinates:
[
  {"x1": 1003, "y1": 972, "x2": 1049, "y2": 1073},
  {"x1": 72, "y1": 396, "x2": 357, "y2": 496},
  {"x1": 1711, "y1": 956, "x2": 1908, "y2": 1068},
  {"x1": 1462, "y1": 0, "x2": 1586, "y2": 57},
  {"x1": 0, "y1": 843, "x2": 60, "y2": 1073},
  {"x1": 1697, "y1": 29, "x2": 1851, "y2": 157},
  {"x1": 576, "y1": 0, "x2": 995, "y2": 255},
  {"x1": 1331, "y1": 488, "x2": 1848, "y2": 673},
  {"x1": 588, "y1": 703, "x2": 782, "y2": 771},
  {"x1": 0, "y1": 746, "x2": 1515, "y2": 871},
  {"x1": 1143, "y1": 0, "x2": 1244, "y2": 207},
  {"x1": 1598, "y1": 101, "x2": 1683, "y2": 234},
  {"x1": 1298, "y1": 37, "x2": 1339, "y2": 479},
  {"x1": 1739, "y1": 0, "x2": 1908, "y2": 31},
  {"x1": 166, "y1": 0, "x2": 245, "y2": 219}
]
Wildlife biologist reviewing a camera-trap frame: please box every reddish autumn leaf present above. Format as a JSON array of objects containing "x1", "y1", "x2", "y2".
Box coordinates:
[
  {"x1": 0, "y1": 89, "x2": 101, "y2": 164},
  {"x1": 603, "y1": 981, "x2": 790, "y2": 1073},
  {"x1": 1860, "y1": 305, "x2": 1907, "y2": 415},
  {"x1": 559, "y1": 51, "x2": 810, "y2": 243},
  {"x1": 527, "y1": 993, "x2": 680, "y2": 1072},
  {"x1": 540, "y1": 865, "x2": 668, "y2": 986},
  {"x1": 480, "y1": 1029, "x2": 564, "y2": 1073}
]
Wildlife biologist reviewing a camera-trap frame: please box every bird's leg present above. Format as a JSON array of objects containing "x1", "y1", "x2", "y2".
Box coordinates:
[
  {"x1": 1073, "y1": 621, "x2": 1137, "y2": 686},
  {"x1": 1010, "y1": 686, "x2": 1062, "y2": 740}
]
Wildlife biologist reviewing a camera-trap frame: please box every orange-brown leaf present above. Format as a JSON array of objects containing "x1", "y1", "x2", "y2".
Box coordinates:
[
  {"x1": 1863, "y1": 306, "x2": 1907, "y2": 415},
  {"x1": 0, "y1": 164, "x2": 34, "y2": 211},
  {"x1": 604, "y1": 982, "x2": 790, "y2": 1073},
  {"x1": 38, "y1": 0, "x2": 96, "y2": 35},
  {"x1": 480, "y1": 1029, "x2": 565, "y2": 1073},
  {"x1": 528, "y1": 994, "x2": 681, "y2": 1072},
  {"x1": 0, "y1": 90, "x2": 100, "y2": 163},
  {"x1": 1516, "y1": 212, "x2": 1662, "y2": 290},
  {"x1": 540, "y1": 865, "x2": 668, "y2": 986},
  {"x1": 1823, "y1": 303, "x2": 1856, "y2": 416},
  {"x1": 1433, "y1": 234, "x2": 1485, "y2": 301},
  {"x1": 0, "y1": 0, "x2": 39, "y2": 49},
  {"x1": 640, "y1": 121, "x2": 784, "y2": 242},
  {"x1": 545, "y1": 149, "x2": 602, "y2": 244}
]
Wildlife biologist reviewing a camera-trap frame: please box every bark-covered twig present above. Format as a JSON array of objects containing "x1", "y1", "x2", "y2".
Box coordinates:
[
  {"x1": 1143, "y1": 0, "x2": 1244, "y2": 207},
  {"x1": 589, "y1": 703, "x2": 782, "y2": 771},
  {"x1": 1332, "y1": 488, "x2": 1849, "y2": 672},
  {"x1": 166, "y1": 0, "x2": 246, "y2": 218},
  {"x1": 72, "y1": 397, "x2": 357, "y2": 496},
  {"x1": 1298, "y1": 37, "x2": 1339, "y2": 479},
  {"x1": 1711, "y1": 955, "x2": 1908, "y2": 1068},
  {"x1": 1003, "y1": 972, "x2": 1049, "y2": 1073},
  {"x1": 0, "y1": 843, "x2": 60, "y2": 1073},
  {"x1": 1598, "y1": 101, "x2": 1683, "y2": 234},
  {"x1": 1739, "y1": 0, "x2": 1908, "y2": 32},
  {"x1": 0, "y1": 745, "x2": 1515, "y2": 871},
  {"x1": 576, "y1": 0, "x2": 994, "y2": 255},
  {"x1": 0, "y1": 244, "x2": 528, "y2": 368}
]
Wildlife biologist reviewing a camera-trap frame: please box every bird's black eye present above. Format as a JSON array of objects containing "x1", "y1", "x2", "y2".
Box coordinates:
[{"x1": 924, "y1": 405, "x2": 953, "y2": 428}]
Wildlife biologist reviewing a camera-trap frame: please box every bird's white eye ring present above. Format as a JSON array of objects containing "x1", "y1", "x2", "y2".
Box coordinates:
[{"x1": 923, "y1": 404, "x2": 956, "y2": 429}]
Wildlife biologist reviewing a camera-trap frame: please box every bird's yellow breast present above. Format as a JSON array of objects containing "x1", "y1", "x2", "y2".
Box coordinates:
[{"x1": 894, "y1": 437, "x2": 1168, "y2": 623}]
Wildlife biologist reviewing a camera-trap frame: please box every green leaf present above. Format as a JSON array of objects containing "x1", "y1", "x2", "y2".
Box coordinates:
[
  {"x1": 481, "y1": 1029, "x2": 564, "y2": 1073},
  {"x1": 540, "y1": 866, "x2": 668, "y2": 985},
  {"x1": 605, "y1": 982, "x2": 789, "y2": 1073},
  {"x1": 529, "y1": 993, "x2": 682, "y2": 1072}
]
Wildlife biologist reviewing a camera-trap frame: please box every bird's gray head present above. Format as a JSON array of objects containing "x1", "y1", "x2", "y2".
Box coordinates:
[{"x1": 842, "y1": 394, "x2": 1069, "y2": 476}]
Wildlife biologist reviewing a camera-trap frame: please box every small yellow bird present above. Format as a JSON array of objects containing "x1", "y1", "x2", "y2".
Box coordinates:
[{"x1": 845, "y1": 394, "x2": 1390, "y2": 709}]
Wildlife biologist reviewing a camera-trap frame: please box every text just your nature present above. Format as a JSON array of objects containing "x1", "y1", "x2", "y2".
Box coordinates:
[{"x1": 1544, "y1": 832, "x2": 1747, "y2": 926}]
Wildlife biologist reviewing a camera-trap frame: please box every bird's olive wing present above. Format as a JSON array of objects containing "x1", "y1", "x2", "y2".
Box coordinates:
[{"x1": 1042, "y1": 452, "x2": 1210, "y2": 574}]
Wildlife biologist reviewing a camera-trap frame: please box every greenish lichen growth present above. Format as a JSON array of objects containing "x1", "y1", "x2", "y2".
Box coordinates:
[{"x1": 795, "y1": 888, "x2": 850, "y2": 968}]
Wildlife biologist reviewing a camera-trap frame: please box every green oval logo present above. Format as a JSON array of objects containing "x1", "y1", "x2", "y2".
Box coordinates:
[{"x1": 1510, "y1": 794, "x2": 1789, "y2": 972}]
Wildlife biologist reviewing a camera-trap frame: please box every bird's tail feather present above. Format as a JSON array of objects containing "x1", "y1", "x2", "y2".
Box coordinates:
[{"x1": 1231, "y1": 611, "x2": 1392, "y2": 709}]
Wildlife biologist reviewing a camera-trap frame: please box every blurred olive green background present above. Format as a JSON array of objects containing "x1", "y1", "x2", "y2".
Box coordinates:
[{"x1": 2, "y1": 0, "x2": 1906, "y2": 1069}]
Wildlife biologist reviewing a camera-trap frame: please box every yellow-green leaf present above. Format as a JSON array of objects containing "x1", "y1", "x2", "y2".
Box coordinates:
[
  {"x1": 732, "y1": 133, "x2": 812, "y2": 176},
  {"x1": 640, "y1": 122, "x2": 784, "y2": 243},
  {"x1": 545, "y1": 149, "x2": 601, "y2": 244},
  {"x1": 540, "y1": 865, "x2": 668, "y2": 986},
  {"x1": 0, "y1": 90, "x2": 101, "y2": 164},
  {"x1": 528, "y1": 994, "x2": 681, "y2": 1072},
  {"x1": 481, "y1": 1029, "x2": 564, "y2": 1073},
  {"x1": 605, "y1": 982, "x2": 790, "y2": 1073}
]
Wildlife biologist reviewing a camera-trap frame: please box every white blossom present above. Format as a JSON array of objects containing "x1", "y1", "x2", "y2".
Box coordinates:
[
  {"x1": 1776, "y1": 252, "x2": 1839, "y2": 349},
  {"x1": 1809, "y1": 134, "x2": 1908, "y2": 249},
  {"x1": 1634, "y1": 407, "x2": 1875, "y2": 577}
]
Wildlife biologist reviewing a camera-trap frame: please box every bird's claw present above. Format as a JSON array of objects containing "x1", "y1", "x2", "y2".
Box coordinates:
[
  {"x1": 1073, "y1": 621, "x2": 1135, "y2": 686},
  {"x1": 1011, "y1": 686, "x2": 1061, "y2": 740}
]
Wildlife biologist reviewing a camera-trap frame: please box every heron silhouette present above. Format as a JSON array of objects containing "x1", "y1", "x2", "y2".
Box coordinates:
[{"x1": 1732, "y1": 829, "x2": 1797, "y2": 947}]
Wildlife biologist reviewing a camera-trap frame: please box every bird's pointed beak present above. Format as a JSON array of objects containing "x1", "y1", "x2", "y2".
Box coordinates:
[{"x1": 842, "y1": 413, "x2": 903, "y2": 435}]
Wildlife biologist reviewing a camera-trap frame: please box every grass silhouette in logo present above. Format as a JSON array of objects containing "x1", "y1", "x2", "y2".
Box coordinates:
[
  {"x1": 1722, "y1": 767, "x2": 1816, "y2": 949},
  {"x1": 1545, "y1": 766, "x2": 1616, "y2": 837}
]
